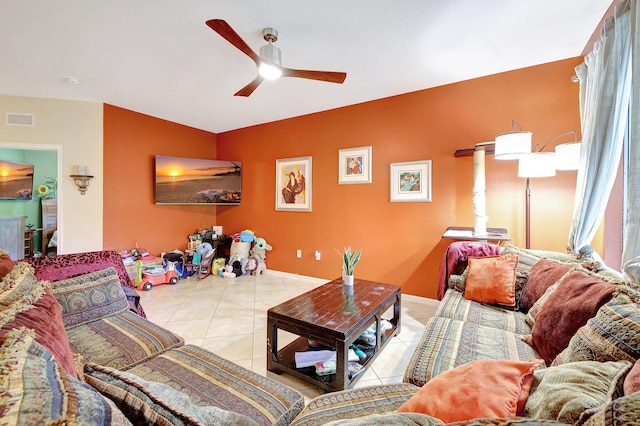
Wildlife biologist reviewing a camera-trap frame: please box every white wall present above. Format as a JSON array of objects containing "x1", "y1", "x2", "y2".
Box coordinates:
[{"x1": 0, "y1": 95, "x2": 103, "y2": 254}]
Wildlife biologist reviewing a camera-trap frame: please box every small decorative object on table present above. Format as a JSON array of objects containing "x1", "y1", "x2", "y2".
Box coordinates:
[{"x1": 337, "y1": 246, "x2": 361, "y2": 286}]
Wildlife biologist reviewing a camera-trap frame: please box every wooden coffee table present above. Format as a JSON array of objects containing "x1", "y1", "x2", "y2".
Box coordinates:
[{"x1": 267, "y1": 278, "x2": 401, "y2": 392}]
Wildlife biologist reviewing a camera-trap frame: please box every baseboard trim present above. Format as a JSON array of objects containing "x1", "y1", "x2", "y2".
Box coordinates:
[
  {"x1": 402, "y1": 293, "x2": 440, "y2": 306},
  {"x1": 266, "y1": 269, "x2": 329, "y2": 285},
  {"x1": 267, "y1": 270, "x2": 439, "y2": 305}
]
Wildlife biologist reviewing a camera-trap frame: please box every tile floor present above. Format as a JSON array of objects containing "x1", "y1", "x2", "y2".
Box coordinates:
[{"x1": 138, "y1": 271, "x2": 439, "y2": 402}]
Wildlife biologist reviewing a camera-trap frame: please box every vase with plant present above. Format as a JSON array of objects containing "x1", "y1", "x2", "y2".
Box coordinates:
[{"x1": 337, "y1": 246, "x2": 361, "y2": 286}]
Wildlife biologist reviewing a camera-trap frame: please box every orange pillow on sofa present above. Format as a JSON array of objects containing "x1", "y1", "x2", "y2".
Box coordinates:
[
  {"x1": 398, "y1": 359, "x2": 543, "y2": 422},
  {"x1": 464, "y1": 254, "x2": 518, "y2": 307}
]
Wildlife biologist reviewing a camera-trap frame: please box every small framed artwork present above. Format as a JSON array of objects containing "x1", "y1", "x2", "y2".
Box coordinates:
[
  {"x1": 276, "y1": 156, "x2": 312, "y2": 212},
  {"x1": 338, "y1": 146, "x2": 372, "y2": 184},
  {"x1": 390, "y1": 160, "x2": 432, "y2": 202}
]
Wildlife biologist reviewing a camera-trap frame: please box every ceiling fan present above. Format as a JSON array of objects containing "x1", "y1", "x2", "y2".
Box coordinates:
[{"x1": 205, "y1": 19, "x2": 347, "y2": 97}]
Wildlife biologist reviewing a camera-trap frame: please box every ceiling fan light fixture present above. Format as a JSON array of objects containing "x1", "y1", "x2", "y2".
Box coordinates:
[
  {"x1": 258, "y1": 43, "x2": 282, "y2": 79},
  {"x1": 258, "y1": 62, "x2": 282, "y2": 80}
]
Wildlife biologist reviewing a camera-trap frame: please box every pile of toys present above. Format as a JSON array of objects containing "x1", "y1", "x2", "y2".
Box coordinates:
[
  {"x1": 120, "y1": 243, "x2": 156, "y2": 262},
  {"x1": 132, "y1": 258, "x2": 179, "y2": 291},
  {"x1": 220, "y1": 229, "x2": 272, "y2": 278}
]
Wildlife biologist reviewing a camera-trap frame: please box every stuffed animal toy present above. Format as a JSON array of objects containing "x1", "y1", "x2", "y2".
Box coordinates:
[
  {"x1": 244, "y1": 257, "x2": 258, "y2": 274},
  {"x1": 254, "y1": 237, "x2": 272, "y2": 252},
  {"x1": 253, "y1": 259, "x2": 267, "y2": 275},
  {"x1": 249, "y1": 237, "x2": 272, "y2": 275},
  {"x1": 232, "y1": 260, "x2": 242, "y2": 277},
  {"x1": 222, "y1": 264, "x2": 236, "y2": 278},
  {"x1": 212, "y1": 257, "x2": 226, "y2": 275},
  {"x1": 222, "y1": 261, "x2": 242, "y2": 279}
]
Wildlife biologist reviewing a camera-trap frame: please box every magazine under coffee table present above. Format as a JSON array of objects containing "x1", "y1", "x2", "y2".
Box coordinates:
[{"x1": 267, "y1": 278, "x2": 401, "y2": 392}]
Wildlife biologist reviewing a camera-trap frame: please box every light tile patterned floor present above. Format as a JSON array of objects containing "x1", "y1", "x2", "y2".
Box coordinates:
[{"x1": 139, "y1": 271, "x2": 439, "y2": 401}]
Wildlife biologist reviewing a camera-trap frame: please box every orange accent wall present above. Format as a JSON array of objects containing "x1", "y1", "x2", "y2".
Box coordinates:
[
  {"x1": 215, "y1": 58, "x2": 589, "y2": 299},
  {"x1": 103, "y1": 105, "x2": 217, "y2": 254}
]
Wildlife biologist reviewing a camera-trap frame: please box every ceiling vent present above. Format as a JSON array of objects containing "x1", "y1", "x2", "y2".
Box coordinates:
[{"x1": 6, "y1": 113, "x2": 35, "y2": 126}]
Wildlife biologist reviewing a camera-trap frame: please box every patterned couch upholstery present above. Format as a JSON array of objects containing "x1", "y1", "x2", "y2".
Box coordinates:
[
  {"x1": 0, "y1": 250, "x2": 305, "y2": 425},
  {"x1": 289, "y1": 245, "x2": 640, "y2": 426}
]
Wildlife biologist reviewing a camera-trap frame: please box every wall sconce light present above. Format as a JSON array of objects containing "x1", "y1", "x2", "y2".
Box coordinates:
[
  {"x1": 494, "y1": 120, "x2": 532, "y2": 160},
  {"x1": 70, "y1": 165, "x2": 93, "y2": 195}
]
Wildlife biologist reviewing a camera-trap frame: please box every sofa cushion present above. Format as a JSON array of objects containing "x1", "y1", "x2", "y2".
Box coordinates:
[
  {"x1": 65, "y1": 309, "x2": 184, "y2": 370},
  {"x1": 465, "y1": 254, "x2": 518, "y2": 307},
  {"x1": 323, "y1": 412, "x2": 445, "y2": 425},
  {"x1": 503, "y1": 245, "x2": 548, "y2": 312},
  {"x1": 84, "y1": 363, "x2": 259, "y2": 426},
  {"x1": 529, "y1": 266, "x2": 617, "y2": 364},
  {"x1": 289, "y1": 383, "x2": 419, "y2": 426},
  {"x1": 323, "y1": 417, "x2": 569, "y2": 426},
  {"x1": 398, "y1": 359, "x2": 543, "y2": 422},
  {"x1": 448, "y1": 269, "x2": 469, "y2": 293},
  {"x1": 583, "y1": 391, "x2": 640, "y2": 426},
  {"x1": 49, "y1": 266, "x2": 130, "y2": 329},
  {"x1": 0, "y1": 249, "x2": 15, "y2": 280},
  {"x1": 0, "y1": 327, "x2": 131, "y2": 425},
  {"x1": 0, "y1": 262, "x2": 77, "y2": 378},
  {"x1": 404, "y1": 317, "x2": 539, "y2": 387},
  {"x1": 125, "y1": 344, "x2": 305, "y2": 426},
  {"x1": 553, "y1": 286, "x2": 640, "y2": 366},
  {"x1": 524, "y1": 268, "x2": 573, "y2": 328},
  {"x1": 26, "y1": 250, "x2": 146, "y2": 318},
  {"x1": 523, "y1": 360, "x2": 631, "y2": 424},
  {"x1": 522, "y1": 259, "x2": 573, "y2": 313},
  {"x1": 436, "y1": 289, "x2": 531, "y2": 335},
  {"x1": 624, "y1": 359, "x2": 640, "y2": 396}
]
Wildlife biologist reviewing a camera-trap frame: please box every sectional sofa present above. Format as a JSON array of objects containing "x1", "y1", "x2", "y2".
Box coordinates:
[
  {"x1": 1, "y1": 250, "x2": 304, "y2": 425},
  {"x1": 2, "y1": 245, "x2": 639, "y2": 425},
  {"x1": 289, "y1": 244, "x2": 640, "y2": 425}
]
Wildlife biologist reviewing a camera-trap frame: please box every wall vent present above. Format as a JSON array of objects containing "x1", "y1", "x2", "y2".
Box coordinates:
[{"x1": 6, "y1": 113, "x2": 35, "y2": 126}]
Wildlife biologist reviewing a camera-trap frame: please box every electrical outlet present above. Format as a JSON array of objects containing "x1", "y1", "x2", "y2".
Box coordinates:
[
  {"x1": 315, "y1": 250, "x2": 321, "y2": 260},
  {"x1": 296, "y1": 249, "x2": 302, "y2": 258}
]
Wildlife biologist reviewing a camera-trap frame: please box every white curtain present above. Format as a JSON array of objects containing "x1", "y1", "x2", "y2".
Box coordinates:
[
  {"x1": 568, "y1": 1, "x2": 631, "y2": 257},
  {"x1": 622, "y1": 0, "x2": 640, "y2": 282}
]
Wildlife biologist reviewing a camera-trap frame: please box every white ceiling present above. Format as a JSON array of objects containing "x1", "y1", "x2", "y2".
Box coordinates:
[{"x1": 0, "y1": 1, "x2": 612, "y2": 134}]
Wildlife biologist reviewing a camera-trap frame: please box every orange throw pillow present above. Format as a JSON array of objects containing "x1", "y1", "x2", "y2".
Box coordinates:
[
  {"x1": 465, "y1": 254, "x2": 518, "y2": 307},
  {"x1": 398, "y1": 359, "x2": 543, "y2": 423}
]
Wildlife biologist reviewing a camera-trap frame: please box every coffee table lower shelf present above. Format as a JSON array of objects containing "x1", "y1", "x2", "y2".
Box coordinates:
[{"x1": 268, "y1": 325, "x2": 398, "y2": 392}]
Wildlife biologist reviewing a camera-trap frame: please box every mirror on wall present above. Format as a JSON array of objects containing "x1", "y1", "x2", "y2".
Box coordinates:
[{"x1": 0, "y1": 145, "x2": 60, "y2": 258}]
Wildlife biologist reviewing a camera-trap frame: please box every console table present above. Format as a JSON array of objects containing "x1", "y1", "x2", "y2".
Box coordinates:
[{"x1": 442, "y1": 226, "x2": 511, "y2": 245}]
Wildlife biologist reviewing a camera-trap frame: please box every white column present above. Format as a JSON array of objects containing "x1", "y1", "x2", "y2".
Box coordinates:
[{"x1": 473, "y1": 146, "x2": 488, "y2": 236}]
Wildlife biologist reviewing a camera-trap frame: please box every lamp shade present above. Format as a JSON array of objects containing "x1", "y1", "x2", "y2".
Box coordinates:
[
  {"x1": 494, "y1": 131, "x2": 532, "y2": 160},
  {"x1": 555, "y1": 142, "x2": 581, "y2": 170},
  {"x1": 518, "y1": 152, "x2": 556, "y2": 178}
]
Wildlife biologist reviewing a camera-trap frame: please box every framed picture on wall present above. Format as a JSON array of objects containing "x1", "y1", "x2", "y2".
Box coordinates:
[
  {"x1": 390, "y1": 160, "x2": 432, "y2": 202},
  {"x1": 338, "y1": 146, "x2": 372, "y2": 184},
  {"x1": 276, "y1": 156, "x2": 312, "y2": 212}
]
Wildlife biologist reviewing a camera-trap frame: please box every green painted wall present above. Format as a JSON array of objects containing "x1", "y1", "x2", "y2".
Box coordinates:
[{"x1": 0, "y1": 148, "x2": 57, "y2": 252}]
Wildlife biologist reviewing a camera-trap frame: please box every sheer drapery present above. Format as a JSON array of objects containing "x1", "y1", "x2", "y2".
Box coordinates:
[
  {"x1": 568, "y1": 1, "x2": 631, "y2": 257},
  {"x1": 622, "y1": 0, "x2": 640, "y2": 282}
]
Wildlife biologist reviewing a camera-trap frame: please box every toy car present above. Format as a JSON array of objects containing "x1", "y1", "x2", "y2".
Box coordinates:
[{"x1": 134, "y1": 259, "x2": 180, "y2": 291}]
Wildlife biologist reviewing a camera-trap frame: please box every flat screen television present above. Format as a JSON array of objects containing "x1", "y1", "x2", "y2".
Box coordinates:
[
  {"x1": 154, "y1": 155, "x2": 241, "y2": 205},
  {"x1": 0, "y1": 160, "x2": 34, "y2": 200}
]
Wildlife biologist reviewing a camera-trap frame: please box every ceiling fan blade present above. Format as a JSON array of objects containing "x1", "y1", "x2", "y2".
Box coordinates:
[
  {"x1": 234, "y1": 75, "x2": 265, "y2": 97},
  {"x1": 206, "y1": 19, "x2": 260, "y2": 66},
  {"x1": 280, "y1": 68, "x2": 347, "y2": 84}
]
